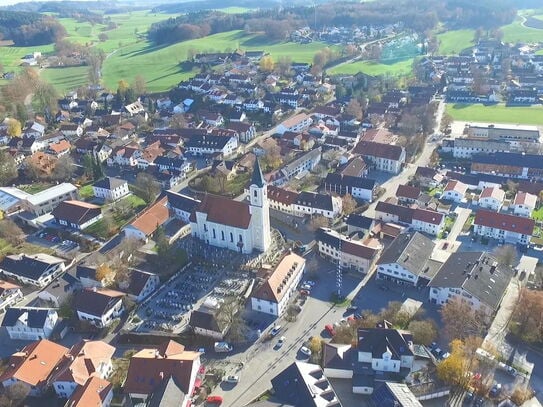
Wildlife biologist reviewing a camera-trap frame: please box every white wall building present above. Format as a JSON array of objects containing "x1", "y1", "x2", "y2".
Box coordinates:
[
  {"x1": 92, "y1": 177, "x2": 130, "y2": 201},
  {"x1": 1, "y1": 307, "x2": 58, "y2": 341},
  {"x1": 251, "y1": 252, "x2": 306, "y2": 316}
]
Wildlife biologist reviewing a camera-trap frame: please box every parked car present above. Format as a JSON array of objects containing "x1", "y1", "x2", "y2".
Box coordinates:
[
  {"x1": 206, "y1": 395, "x2": 223, "y2": 405},
  {"x1": 271, "y1": 326, "x2": 282, "y2": 336},
  {"x1": 325, "y1": 324, "x2": 336, "y2": 336},
  {"x1": 474, "y1": 397, "x2": 484, "y2": 406},
  {"x1": 300, "y1": 284, "x2": 312, "y2": 291},
  {"x1": 489, "y1": 383, "x2": 502, "y2": 397},
  {"x1": 299, "y1": 289, "x2": 310, "y2": 296},
  {"x1": 225, "y1": 375, "x2": 239, "y2": 383},
  {"x1": 303, "y1": 280, "x2": 316, "y2": 287},
  {"x1": 506, "y1": 366, "x2": 517, "y2": 376},
  {"x1": 300, "y1": 346, "x2": 312, "y2": 357},
  {"x1": 276, "y1": 336, "x2": 286, "y2": 348}
]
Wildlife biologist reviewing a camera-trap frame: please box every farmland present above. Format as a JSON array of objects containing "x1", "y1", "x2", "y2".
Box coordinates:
[
  {"x1": 501, "y1": 16, "x2": 543, "y2": 44},
  {"x1": 436, "y1": 29, "x2": 475, "y2": 55},
  {"x1": 41, "y1": 66, "x2": 89, "y2": 94},
  {"x1": 446, "y1": 103, "x2": 543, "y2": 126},
  {"x1": 101, "y1": 30, "x2": 335, "y2": 92},
  {"x1": 329, "y1": 58, "x2": 415, "y2": 77}
]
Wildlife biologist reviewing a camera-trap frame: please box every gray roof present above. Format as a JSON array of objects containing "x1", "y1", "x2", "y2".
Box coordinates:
[
  {"x1": 346, "y1": 214, "x2": 373, "y2": 230},
  {"x1": 377, "y1": 233, "x2": 436, "y2": 277},
  {"x1": 357, "y1": 328, "x2": 414, "y2": 360},
  {"x1": 93, "y1": 177, "x2": 127, "y2": 191},
  {"x1": 1, "y1": 307, "x2": 54, "y2": 329},
  {"x1": 147, "y1": 376, "x2": 186, "y2": 407},
  {"x1": 295, "y1": 191, "x2": 335, "y2": 212},
  {"x1": 429, "y1": 251, "x2": 512, "y2": 311},
  {"x1": 166, "y1": 191, "x2": 200, "y2": 213},
  {"x1": 472, "y1": 152, "x2": 543, "y2": 170},
  {"x1": 372, "y1": 382, "x2": 423, "y2": 407},
  {"x1": 251, "y1": 158, "x2": 266, "y2": 188},
  {"x1": 0, "y1": 253, "x2": 64, "y2": 281},
  {"x1": 281, "y1": 147, "x2": 321, "y2": 176}
]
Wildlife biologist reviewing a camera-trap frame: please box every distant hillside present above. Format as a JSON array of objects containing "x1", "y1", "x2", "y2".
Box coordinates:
[{"x1": 0, "y1": 10, "x2": 66, "y2": 46}]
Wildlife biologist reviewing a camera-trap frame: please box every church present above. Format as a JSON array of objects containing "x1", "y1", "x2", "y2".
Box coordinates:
[{"x1": 190, "y1": 159, "x2": 272, "y2": 254}]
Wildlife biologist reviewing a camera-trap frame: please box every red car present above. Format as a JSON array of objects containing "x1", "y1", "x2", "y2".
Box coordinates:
[
  {"x1": 206, "y1": 395, "x2": 223, "y2": 405},
  {"x1": 325, "y1": 324, "x2": 336, "y2": 336},
  {"x1": 300, "y1": 289, "x2": 310, "y2": 296}
]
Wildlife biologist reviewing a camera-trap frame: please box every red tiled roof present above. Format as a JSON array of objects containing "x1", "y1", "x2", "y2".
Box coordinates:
[
  {"x1": 412, "y1": 208, "x2": 444, "y2": 225},
  {"x1": 129, "y1": 197, "x2": 169, "y2": 236},
  {"x1": 474, "y1": 209, "x2": 535, "y2": 235},
  {"x1": 352, "y1": 140, "x2": 403, "y2": 161},
  {"x1": 396, "y1": 184, "x2": 421, "y2": 200},
  {"x1": 123, "y1": 340, "x2": 200, "y2": 396},
  {"x1": 48, "y1": 139, "x2": 71, "y2": 154},
  {"x1": 67, "y1": 376, "x2": 112, "y2": 407},
  {"x1": 514, "y1": 191, "x2": 537, "y2": 208},
  {"x1": 253, "y1": 253, "x2": 305, "y2": 303},
  {"x1": 444, "y1": 180, "x2": 467, "y2": 193},
  {"x1": 267, "y1": 186, "x2": 299, "y2": 206},
  {"x1": 480, "y1": 187, "x2": 505, "y2": 201},
  {"x1": 191, "y1": 194, "x2": 252, "y2": 229}
]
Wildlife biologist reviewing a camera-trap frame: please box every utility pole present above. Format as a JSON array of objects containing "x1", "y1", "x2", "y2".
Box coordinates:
[{"x1": 336, "y1": 235, "x2": 342, "y2": 299}]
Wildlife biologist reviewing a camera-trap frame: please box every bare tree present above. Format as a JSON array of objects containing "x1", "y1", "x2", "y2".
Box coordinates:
[
  {"x1": 134, "y1": 172, "x2": 161, "y2": 203},
  {"x1": 493, "y1": 244, "x2": 517, "y2": 267},
  {"x1": 342, "y1": 194, "x2": 358, "y2": 215},
  {"x1": 4, "y1": 382, "x2": 30, "y2": 406},
  {"x1": 309, "y1": 215, "x2": 329, "y2": 231},
  {"x1": 0, "y1": 219, "x2": 24, "y2": 246},
  {"x1": 51, "y1": 155, "x2": 75, "y2": 181},
  {"x1": 440, "y1": 298, "x2": 487, "y2": 341},
  {"x1": 0, "y1": 151, "x2": 18, "y2": 186}
]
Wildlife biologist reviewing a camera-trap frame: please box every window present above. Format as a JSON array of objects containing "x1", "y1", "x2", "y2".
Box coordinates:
[
  {"x1": 212, "y1": 229, "x2": 216, "y2": 239},
  {"x1": 221, "y1": 231, "x2": 225, "y2": 241},
  {"x1": 254, "y1": 190, "x2": 258, "y2": 198},
  {"x1": 239, "y1": 234, "x2": 243, "y2": 242},
  {"x1": 230, "y1": 232, "x2": 234, "y2": 242}
]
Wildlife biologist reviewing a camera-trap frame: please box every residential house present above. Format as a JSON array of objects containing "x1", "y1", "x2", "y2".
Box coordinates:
[
  {"x1": 123, "y1": 340, "x2": 201, "y2": 407},
  {"x1": 125, "y1": 270, "x2": 160, "y2": 303},
  {"x1": 227, "y1": 122, "x2": 257, "y2": 143},
  {"x1": 189, "y1": 307, "x2": 229, "y2": 340},
  {"x1": 1, "y1": 307, "x2": 58, "y2": 340},
  {"x1": 47, "y1": 139, "x2": 71, "y2": 157},
  {"x1": 374, "y1": 201, "x2": 444, "y2": 236},
  {"x1": 275, "y1": 113, "x2": 313, "y2": 135},
  {"x1": 52, "y1": 340, "x2": 115, "y2": 399},
  {"x1": 154, "y1": 157, "x2": 192, "y2": 178},
  {"x1": 0, "y1": 253, "x2": 66, "y2": 287},
  {"x1": 251, "y1": 252, "x2": 306, "y2": 317},
  {"x1": 352, "y1": 141, "x2": 406, "y2": 174},
  {"x1": 471, "y1": 152, "x2": 543, "y2": 180},
  {"x1": 340, "y1": 157, "x2": 368, "y2": 178},
  {"x1": 65, "y1": 376, "x2": 113, "y2": 407},
  {"x1": 24, "y1": 152, "x2": 58, "y2": 178},
  {"x1": 429, "y1": 251, "x2": 512, "y2": 319},
  {"x1": 59, "y1": 123, "x2": 83, "y2": 138},
  {"x1": 52, "y1": 200, "x2": 102, "y2": 230},
  {"x1": 466, "y1": 123, "x2": 540, "y2": 142},
  {"x1": 323, "y1": 327, "x2": 415, "y2": 395},
  {"x1": 107, "y1": 144, "x2": 140, "y2": 167},
  {"x1": 376, "y1": 232, "x2": 441, "y2": 286},
  {"x1": 271, "y1": 362, "x2": 341, "y2": 407},
  {"x1": 324, "y1": 173, "x2": 376, "y2": 202},
  {"x1": 316, "y1": 228, "x2": 381, "y2": 274},
  {"x1": 513, "y1": 192, "x2": 538, "y2": 217},
  {"x1": 122, "y1": 197, "x2": 169, "y2": 242},
  {"x1": 184, "y1": 135, "x2": 238, "y2": 157},
  {"x1": 167, "y1": 191, "x2": 200, "y2": 223},
  {"x1": 92, "y1": 177, "x2": 130, "y2": 201},
  {"x1": 24, "y1": 121, "x2": 45, "y2": 139},
  {"x1": 346, "y1": 214, "x2": 374, "y2": 235},
  {"x1": 395, "y1": 185, "x2": 421, "y2": 205},
  {"x1": 293, "y1": 191, "x2": 342, "y2": 219},
  {"x1": 74, "y1": 288, "x2": 125, "y2": 328},
  {"x1": 124, "y1": 100, "x2": 145, "y2": 117},
  {"x1": 473, "y1": 210, "x2": 534, "y2": 245},
  {"x1": 76, "y1": 265, "x2": 110, "y2": 289},
  {"x1": 443, "y1": 138, "x2": 511, "y2": 159},
  {"x1": 371, "y1": 382, "x2": 423, "y2": 407},
  {"x1": 478, "y1": 187, "x2": 505, "y2": 211},
  {"x1": 278, "y1": 148, "x2": 322, "y2": 184},
  {"x1": 266, "y1": 186, "x2": 299, "y2": 215},
  {"x1": 442, "y1": 180, "x2": 468, "y2": 203},
  {"x1": 0, "y1": 339, "x2": 69, "y2": 396},
  {"x1": 0, "y1": 280, "x2": 23, "y2": 312},
  {"x1": 414, "y1": 166, "x2": 444, "y2": 188}
]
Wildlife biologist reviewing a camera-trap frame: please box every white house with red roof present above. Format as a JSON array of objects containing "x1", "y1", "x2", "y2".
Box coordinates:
[
  {"x1": 478, "y1": 187, "x2": 505, "y2": 211},
  {"x1": 250, "y1": 252, "x2": 306, "y2": 316},
  {"x1": 473, "y1": 210, "x2": 534, "y2": 245},
  {"x1": 442, "y1": 180, "x2": 468, "y2": 203},
  {"x1": 512, "y1": 192, "x2": 538, "y2": 217}
]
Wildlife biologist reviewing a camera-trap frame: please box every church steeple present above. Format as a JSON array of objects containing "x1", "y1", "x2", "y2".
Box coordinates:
[{"x1": 251, "y1": 158, "x2": 265, "y2": 188}]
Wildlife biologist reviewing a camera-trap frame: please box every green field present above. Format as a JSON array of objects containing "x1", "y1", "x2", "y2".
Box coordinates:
[
  {"x1": 437, "y1": 29, "x2": 475, "y2": 55},
  {"x1": 41, "y1": 66, "x2": 89, "y2": 94},
  {"x1": 502, "y1": 16, "x2": 543, "y2": 43},
  {"x1": 329, "y1": 58, "x2": 414, "y2": 77},
  {"x1": 102, "y1": 30, "x2": 335, "y2": 92},
  {"x1": 446, "y1": 103, "x2": 543, "y2": 125}
]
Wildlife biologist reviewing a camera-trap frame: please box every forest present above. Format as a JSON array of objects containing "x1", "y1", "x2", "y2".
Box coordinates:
[
  {"x1": 148, "y1": 0, "x2": 517, "y2": 46},
  {"x1": 0, "y1": 10, "x2": 66, "y2": 46}
]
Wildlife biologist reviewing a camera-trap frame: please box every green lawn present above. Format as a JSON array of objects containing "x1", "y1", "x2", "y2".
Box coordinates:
[
  {"x1": 102, "y1": 30, "x2": 335, "y2": 92},
  {"x1": 0, "y1": 43, "x2": 55, "y2": 73},
  {"x1": 329, "y1": 58, "x2": 415, "y2": 77},
  {"x1": 78, "y1": 184, "x2": 94, "y2": 200},
  {"x1": 446, "y1": 104, "x2": 543, "y2": 125},
  {"x1": 19, "y1": 183, "x2": 55, "y2": 194},
  {"x1": 533, "y1": 207, "x2": 543, "y2": 221},
  {"x1": 437, "y1": 29, "x2": 475, "y2": 55},
  {"x1": 502, "y1": 16, "x2": 543, "y2": 43},
  {"x1": 0, "y1": 238, "x2": 54, "y2": 258},
  {"x1": 41, "y1": 66, "x2": 89, "y2": 94}
]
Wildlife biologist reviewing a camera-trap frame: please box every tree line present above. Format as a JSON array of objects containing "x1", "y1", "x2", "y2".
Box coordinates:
[{"x1": 0, "y1": 10, "x2": 66, "y2": 46}]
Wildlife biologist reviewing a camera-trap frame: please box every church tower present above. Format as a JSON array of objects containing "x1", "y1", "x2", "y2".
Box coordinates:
[{"x1": 249, "y1": 159, "x2": 271, "y2": 252}]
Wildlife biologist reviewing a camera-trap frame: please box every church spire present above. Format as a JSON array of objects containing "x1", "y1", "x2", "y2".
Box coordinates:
[{"x1": 251, "y1": 158, "x2": 265, "y2": 188}]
